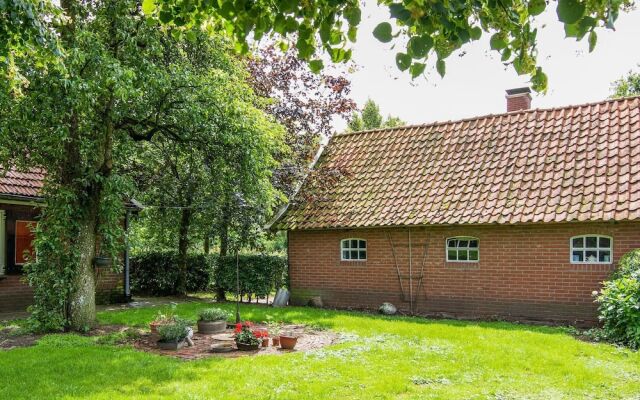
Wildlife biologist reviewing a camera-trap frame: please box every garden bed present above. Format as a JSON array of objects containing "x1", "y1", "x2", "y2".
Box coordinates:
[{"x1": 134, "y1": 323, "x2": 337, "y2": 360}]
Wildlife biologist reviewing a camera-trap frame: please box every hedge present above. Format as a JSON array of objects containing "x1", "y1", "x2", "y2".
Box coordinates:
[
  {"x1": 130, "y1": 252, "x2": 287, "y2": 298},
  {"x1": 214, "y1": 255, "x2": 288, "y2": 299}
]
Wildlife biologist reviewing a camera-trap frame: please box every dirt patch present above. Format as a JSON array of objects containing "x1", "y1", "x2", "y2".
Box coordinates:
[
  {"x1": 0, "y1": 326, "x2": 42, "y2": 349},
  {"x1": 133, "y1": 324, "x2": 338, "y2": 360}
]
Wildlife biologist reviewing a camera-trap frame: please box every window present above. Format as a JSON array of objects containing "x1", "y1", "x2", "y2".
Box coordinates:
[
  {"x1": 341, "y1": 238, "x2": 367, "y2": 261},
  {"x1": 446, "y1": 237, "x2": 479, "y2": 262},
  {"x1": 15, "y1": 220, "x2": 36, "y2": 265},
  {"x1": 570, "y1": 235, "x2": 612, "y2": 264}
]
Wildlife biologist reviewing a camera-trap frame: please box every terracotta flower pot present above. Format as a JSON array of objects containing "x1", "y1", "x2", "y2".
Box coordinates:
[
  {"x1": 272, "y1": 337, "x2": 280, "y2": 347},
  {"x1": 236, "y1": 341, "x2": 260, "y2": 351},
  {"x1": 261, "y1": 338, "x2": 270, "y2": 347},
  {"x1": 150, "y1": 321, "x2": 163, "y2": 334},
  {"x1": 197, "y1": 320, "x2": 227, "y2": 334},
  {"x1": 279, "y1": 335, "x2": 298, "y2": 350}
]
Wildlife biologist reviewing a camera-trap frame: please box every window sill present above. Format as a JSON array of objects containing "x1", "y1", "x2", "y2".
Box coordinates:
[
  {"x1": 569, "y1": 263, "x2": 614, "y2": 272},
  {"x1": 338, "y1": 260, "x2": 367, "y2": 267},
  {"x1": 445, "y1": 262, "x2": 479, "y2": 270}
]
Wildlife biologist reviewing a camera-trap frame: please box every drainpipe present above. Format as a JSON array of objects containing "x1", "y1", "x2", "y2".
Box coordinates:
[{"x1": 124, "y1": 209, "x2": 131, "y2": 302}]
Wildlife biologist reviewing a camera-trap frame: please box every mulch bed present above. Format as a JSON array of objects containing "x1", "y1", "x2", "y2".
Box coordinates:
[
  {"x1": 134, "y1": 324, "x2": 337, "y2": 360},
  {"x1": 0, "y1": 326, "x2": 42, "y2": 349}
]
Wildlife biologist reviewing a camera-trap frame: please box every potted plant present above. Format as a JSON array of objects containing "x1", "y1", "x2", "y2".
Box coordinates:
[
  {"x1": 253, "y1": 329, "x2": 269, "y2": 347},
  {"x1": 197, "y1": 308, "x2": 230, "y2": 334},
  {"x1": 279, "y1": 331, "x2": 298, "y2": 350},
  {"x1": 93, "y1": 255, "x2": 112, "y2": 268},
  {"x1": 268, "y1": 322, "x2": 281, "y2": 347},
  {"x1": 234, "y1": 322, "x2": 261, "y2": 351},
  {"x1": 150, "y1": 309, "x2": 175, "y2": 334},
  {"x1": 157, "y1": 317, "x2": 192, "y2": 350}
]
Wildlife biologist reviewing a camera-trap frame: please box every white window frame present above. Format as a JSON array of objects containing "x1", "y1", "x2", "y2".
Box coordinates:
[
  {"x1": 446, "y1": 236, "x2": 479, "y2": 263},
  {"x1": 340, "y1": 238, "x2": 367, "y2": 261},
  {"x1": 570, "y1": 235, "x2": 612, "y2": 264},
  {"x1": 15, "y1": 220, "x2": 37, "y2": 266}
]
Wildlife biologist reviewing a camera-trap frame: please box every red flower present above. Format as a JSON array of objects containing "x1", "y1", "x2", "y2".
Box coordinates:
[{"x1": 234, "y1": 323, "x2": 242, "y2": 333}]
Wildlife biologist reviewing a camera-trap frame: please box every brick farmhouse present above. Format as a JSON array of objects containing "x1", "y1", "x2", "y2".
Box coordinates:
[
  {"x1": 273, "y1": 89, "x2": 640, "y2": 325},
  {"x1": 0, "y1": 168, "x2": 133, "y2": 314}
]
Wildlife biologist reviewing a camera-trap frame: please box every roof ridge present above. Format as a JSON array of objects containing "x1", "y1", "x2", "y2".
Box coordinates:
[{"x1": 337, "y1": 94, "x2": 640, "y2": 138}]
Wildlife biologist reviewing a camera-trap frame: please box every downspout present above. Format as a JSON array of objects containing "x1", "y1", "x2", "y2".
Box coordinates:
[{"x1": 124, "y1": 209, "x2": 131, "y2": 302}]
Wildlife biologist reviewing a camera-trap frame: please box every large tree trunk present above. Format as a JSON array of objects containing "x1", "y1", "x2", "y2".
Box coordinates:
[
  {"x1": 68, "y1": 200, "x2": 99, "y2": 330},
  {"x1": 176, "y1": 207, "x2": 192, "y2": 295}
]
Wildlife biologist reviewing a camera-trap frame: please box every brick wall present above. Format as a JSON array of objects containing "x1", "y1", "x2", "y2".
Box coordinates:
[
  {"x1": 0, "y1": 268, "x2": 125, "y2": 313},
  {"x1": 288, "y1": 221, "x2": 640, "y2": 325}
]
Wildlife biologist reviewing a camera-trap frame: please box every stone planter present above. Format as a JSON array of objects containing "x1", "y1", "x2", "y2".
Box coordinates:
[
  {"x1": 157, "y1": 340, "x2": 186, "y2": 350},
  {"x1": 197, "y1": 320, "x2": 227, "y2": 334},
  {"x1": 279, "y1": 335, "x2": 298, "y2": 350},
  {"x1": 236, "y1": 341, "x2": 260, "y2": 351}
]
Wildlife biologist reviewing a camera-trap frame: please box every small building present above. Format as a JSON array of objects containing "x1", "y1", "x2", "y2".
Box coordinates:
[
  {"x1": 273, "y1": 89, "x2": 640, "y2": 325},
  {"x1": 0, "y1": 168, "x2": 133, "y2": 314}
]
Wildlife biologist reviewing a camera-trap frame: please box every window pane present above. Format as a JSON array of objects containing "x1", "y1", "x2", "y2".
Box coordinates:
[
  {"x1": 586, "y1": 236, "x2": 598, "y2": 248},
  {"x1": 458, "y1": 250, "x2": 468, "y2": 261},
  {"x1": 447, "y1": 239, "x2": 456, "y2": 248},
  {"x1": 359, "y1": 251, "x2": 367, "y2": 260},
  {"x1": 342, "y1": 250, "x2": 350, "y2": 260},
  {"x1": 351, "y1": 239, "x2": 358, "y2": 248},
  {"x1": 359, "y1": 240, "x2": 366, "y2": 249},
  {"x1": 468, "y1": 240, "x2": 478, "y2": 248},
  {"x1": 341, "y1": 240, "x2": 348, "y2": 250},
  {"x1": 585, "y1": 250, "x2": 598, "y2": 262},
  {"x1": 599, "y1": 251, "x2": 611, "y2": 263},
  {"x1": 458, "y1": 240, "x2": 468, "y2": 248},
  {"x1": 468, "y1": 250, "x2": 479, "y2": 261},
  {"x1": 572, "y1": 251, "x2": 583, "y2": 262},
  {"x1": 350, "y1": 250, "x2": 358, "y2": 259},
  {"x1": 447, "y1": 249, "x2": 457, "y2": 261},
  {"x1": 572, "y1": 237, "x2": 584, "y2": 248},
  {"x1": 599, "y1": 237, "x2": 611, "y2": 248}
]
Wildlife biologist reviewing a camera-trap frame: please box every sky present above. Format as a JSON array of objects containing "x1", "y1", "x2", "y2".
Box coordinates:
[{"x1": 335, "y1": 3, "x2": 640, "y2": 130}]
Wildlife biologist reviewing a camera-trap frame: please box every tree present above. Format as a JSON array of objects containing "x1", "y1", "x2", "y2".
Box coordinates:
[
  {"x1": 347, "y1": 99, "x2": 405, "y2": 131},
  {"x1": 0, "y1": 0, "x2": 281, "y2": 330},
  {"x1": 3, "y1": 0, "x2": 634, "y2": 92},
  {"x1": 611, "y1": 69, "x2": 640, "y2": 98}
]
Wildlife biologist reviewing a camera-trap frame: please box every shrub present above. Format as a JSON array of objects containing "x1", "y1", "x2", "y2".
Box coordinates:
[
  {"x1": 130, "y1": 252, "x2": 214, "y2": 295},
  {"x1": 214, "y1": 254, "x2": 287, "y2": 299},
  {"x1": 595, "y1": 249, "x2": 640, "y2": 349},
  {"x1": 157, "y1": 317, "x2": 192, "y2": 343},
  {"x1": 198, "y1": 308, "x2": 230, "y2": 322}
]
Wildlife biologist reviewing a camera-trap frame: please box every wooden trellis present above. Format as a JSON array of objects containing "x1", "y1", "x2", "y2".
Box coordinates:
[{"x1": 386, "y1": 229, "x2": 428, "y2": 314}]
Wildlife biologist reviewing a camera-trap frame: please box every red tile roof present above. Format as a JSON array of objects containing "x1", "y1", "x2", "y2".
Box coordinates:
[
  {"x1": 275, "y1": 96, "x2": 640, "y2": 230},
  {"x1": 0, "y1": 168, "x2": 45, "y2": 199}
]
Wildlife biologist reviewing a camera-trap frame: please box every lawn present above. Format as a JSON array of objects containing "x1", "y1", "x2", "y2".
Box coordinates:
[{"x1": 1, "y1": 302, "x2": 639, "y2": 399}]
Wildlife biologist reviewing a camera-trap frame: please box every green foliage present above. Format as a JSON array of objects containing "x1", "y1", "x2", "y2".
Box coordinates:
[
  {"x1": 130, "y1": 252, "x2": 214, "y2": 296},
  {"x1": 198, "y1": 308, "x2": 230, "y2": 322},
  {"x1": 213, "y1": 255, "x2": 288, "y2": 299},
  {"x1": 611, "y1": 69, "x2": 640, "y2": 98},
  {"x1": 4, "y1": 0, "x2": 633, "y2": 92},
  {"x1": 347, "y1": 99, "x2": 405, "y2": 132},
  {"x1": 157, "y1": 317, "x2": 192, "y2": 343},
  {"x1": 595, "y1": 249, "x2": 640, "y2": 349}
]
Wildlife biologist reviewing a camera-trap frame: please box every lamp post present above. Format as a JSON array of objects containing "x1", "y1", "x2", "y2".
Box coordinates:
[{"x1": 235, "y1": 251, "x2": 240, "y2": 323}]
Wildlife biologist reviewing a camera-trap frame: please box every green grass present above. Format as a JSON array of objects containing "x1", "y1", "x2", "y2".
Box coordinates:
[{"x1": 1, "y1": 302, "x2": 639, "y2": 399}]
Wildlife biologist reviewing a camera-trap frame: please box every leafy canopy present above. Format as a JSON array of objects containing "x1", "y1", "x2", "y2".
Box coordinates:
[
  {"x1": 348, "y1": 99, "x2": 405, "y2": 132},
  {"x1": 3, "y1": 0, "x2": 634, "y2": 92},
  {"x1": 611, "y1": 69, "x2": 640, "y2": 98}
]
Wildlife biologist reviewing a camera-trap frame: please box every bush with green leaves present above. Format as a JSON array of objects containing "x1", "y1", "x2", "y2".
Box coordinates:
[
  {"x1": 214, "y1": 255, "x2": 288, "y2": 299},
  {"x1": 198, "y1": 308, "x2": 230, "y2": 322},
  {"x1": 157, "y1": 317, "x2": 192, "y2": 343},
  {"x1": 130, "y1": 252, "x2": 214, "y2": 296},
  {"x1": 595, "y1": 249, "x2": 640, "y2": 349}
]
